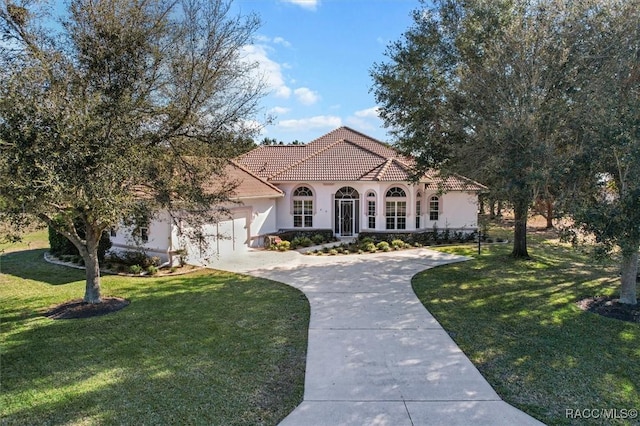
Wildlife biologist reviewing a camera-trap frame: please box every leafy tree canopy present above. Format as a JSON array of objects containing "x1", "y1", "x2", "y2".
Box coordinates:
[{"x1": 0, "y1": 0, "x2": 266, "y2": 302}]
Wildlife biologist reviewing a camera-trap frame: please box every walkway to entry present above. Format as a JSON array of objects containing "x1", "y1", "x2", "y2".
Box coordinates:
[{"x1": 216, "y1": 248, "x2": 544, "y2": 426}]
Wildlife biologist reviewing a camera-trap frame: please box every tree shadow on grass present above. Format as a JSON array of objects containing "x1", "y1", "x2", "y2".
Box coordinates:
[
  {"x1": 411, "y1": 246, "x2": 640, "y2": 425},
  {"x1": 1, "y1": 273, "x2": 310, "y2": 426},
  {"x1": 1, "y1": 249, "x2": 85, "y2": 285}
]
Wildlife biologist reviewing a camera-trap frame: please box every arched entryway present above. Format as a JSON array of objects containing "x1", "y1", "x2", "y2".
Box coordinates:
[{"x1": 334, "y1": 187, "x2": 359, "y2": 237}]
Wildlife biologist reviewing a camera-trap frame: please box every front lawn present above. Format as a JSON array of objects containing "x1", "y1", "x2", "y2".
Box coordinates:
[
  {"x1": 1, "y1": 240, "x2": 309, "y2": 425},
  {"x1": 413, "y1": 229, "x2": 640, "y2": 425}
]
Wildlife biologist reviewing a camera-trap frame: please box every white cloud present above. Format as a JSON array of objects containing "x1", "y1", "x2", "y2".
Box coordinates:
[
  {"x1": 269, "y1": 106, "x2": 291, "y2": 115},
  {"x1": 354, "y1": 106, "x2": 381, "y2": 119},
  {"x1": 278, "y1": 115, "x2": 342, "y2": 131},
  {"x1": 280, "y1": 0, "x2": 319, "y2": 11},
  {"x1": 273, "y1": 36, "x2": 292, "y2": 48},
  {"x1": 294, "y1": 87, "x2": 320, "y2": 105},
  {"x1": 346, "y1": 106, "x2": 383, "y2": 132},
  {"x1": 241, "y1": 44, "x2": 291, "y2": 98}
]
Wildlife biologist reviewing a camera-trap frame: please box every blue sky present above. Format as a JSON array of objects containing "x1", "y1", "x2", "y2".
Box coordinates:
[{"x1": 232, "y1": 0, "x2": 421, "y2": 143}]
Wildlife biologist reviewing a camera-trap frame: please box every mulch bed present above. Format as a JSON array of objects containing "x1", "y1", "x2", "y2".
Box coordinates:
[
  {"x1": 44, "y1": 297, "x2": 130, "y2": 320},
  {"x1": 577, "y1": 296, "x2": 640, "y2": 323}
]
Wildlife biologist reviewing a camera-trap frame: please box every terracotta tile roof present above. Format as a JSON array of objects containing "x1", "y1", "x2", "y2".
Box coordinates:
[
  {"x1": 235, "y1": 126, "x2": 486, "y2": 191},
  {"x1": 424, "y1": 172, "x2": 488, "y2": 192},
  {"x1": 206, "y1": 161, "x2": 283, "y2": 200}
]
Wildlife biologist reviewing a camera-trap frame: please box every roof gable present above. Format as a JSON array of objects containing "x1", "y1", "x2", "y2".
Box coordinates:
[
  {"x1": 211, "y1": 161, "x2": 283, "y2": 200},
  {"x1": 234, "y1": 126, "x2": 486, "y2": 191},
  {"x1": 237, "y1": 126, "x2": 414, "y2": 182}
]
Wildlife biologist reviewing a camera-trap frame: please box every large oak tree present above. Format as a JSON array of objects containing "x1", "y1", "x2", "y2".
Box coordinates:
[
  {"x1": 373, "y1": 0, "x2": 639, "y2": 304},
  {"x1": 371, "y1": 0, "x2": 578, "y2": 258},
  {"x1": 0, "y1": 0, "x2": 265, "y2": 303},
  {"x1": 563, "y1": 0, "x2": 640, "y2": 304}
]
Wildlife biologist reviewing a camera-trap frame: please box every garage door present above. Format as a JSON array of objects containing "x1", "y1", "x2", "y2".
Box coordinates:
[{"x1": 183, "y1": 213, "x2": 248, "y2": 266}]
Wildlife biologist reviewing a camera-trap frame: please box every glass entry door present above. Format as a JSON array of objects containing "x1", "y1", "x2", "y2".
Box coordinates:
[
  {"x1": 334, "y1": 186, "x2": 360, "y2": 237},
  {"x1": 338, "y1": 200, "x2": 354, "y2": 236}
]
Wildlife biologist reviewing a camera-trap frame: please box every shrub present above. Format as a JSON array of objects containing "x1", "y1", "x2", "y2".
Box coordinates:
[
  {"x1": 146, "y1": 265, "x2": 158, "y2": 275},
  {"x1": 291, "y1": 236, "x2": 313, "y2": 248},
  {"x1": 365, "y1": 242, "x2": 377, "y2": 253},
  {"x1": 169, "y1": 266, "x2": 178, "y2": 273},
  {"x1": 359, "y1": 237, "x2": 375, "y2": 251},
  {"x1": 391, "y1": 239, "x2": 405, "y2": 249},
  {"x1": 276, "y1": 240, "x2": 291, "y2": 251},
  {"x1": 376, "y1": 241, "x2": 390, "y2": 251},
  {"x1": 129, "y1": 264, "x2": 143, "y2": 274},
  {"x1": 122, "y1": 251, "x2": 149, "y2": 267},
  {"x1": 311, "y1": 234, "x2": 325, "y2": 245},
  {"x1": 276, "y1": 229, "x2": 334, "y2": 244},
  {"x1": 329, "y1": 249, "x2": 338, "y2": 255}
]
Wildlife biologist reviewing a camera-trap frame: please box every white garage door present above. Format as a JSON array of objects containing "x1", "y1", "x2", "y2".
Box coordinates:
[{"x1": 183, "y1": 213, "x2": 248, "y2": 266}]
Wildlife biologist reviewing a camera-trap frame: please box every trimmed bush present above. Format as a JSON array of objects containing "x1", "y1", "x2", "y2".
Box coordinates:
[
  {"x1": 129, "y1": 264, "x2": 143, "y2": 274},
  {"x1": 376, "y1": 241, "x2": 390, "y2": 251},
  {"x1": 276, "y1": 240, "x2": 291, "y2": 251},
  {"x1": 276, "y1": 229, "x2": 334, "y2": 244},
  {"x1": 391, "y1": 239, "x2": 405, "y2": 249},
  {"x1": 364, "y1": 242, "x2": 377, "y2": 253}
]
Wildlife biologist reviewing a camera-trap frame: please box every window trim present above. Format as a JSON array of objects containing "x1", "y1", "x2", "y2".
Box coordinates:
[
  {"x1": 429, "y1": 195, "x2": 441, "y2": 221},
  {"x1": 385, "y1": 186, "x2": 408, "y2": 230},
  {"x1": 292, "y1": 185, "x2": 315, "y2": 228},
  {"x1": 366, "y1": 190, "x2": 376, "y2": 229},
  {"x1": 416, "y1": 192, "x2": 422, "y2": 229}
]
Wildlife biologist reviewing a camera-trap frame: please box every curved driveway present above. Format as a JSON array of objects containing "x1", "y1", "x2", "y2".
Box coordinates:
[{"x1": 216, "y1": 248, "x2": 544, "y2": 426}]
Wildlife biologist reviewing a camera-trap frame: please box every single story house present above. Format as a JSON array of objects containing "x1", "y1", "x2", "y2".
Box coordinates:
[{"x1": 110, "y1": 127, "x2": 486, "y2": 266}]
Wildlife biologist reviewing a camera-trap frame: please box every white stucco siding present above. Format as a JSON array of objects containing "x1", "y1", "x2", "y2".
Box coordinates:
[
  {"x1": 109, "y1": 210, "x2": 172, "y2": 262},
  {"x1": 177, "y1": 207, "x2": 250, "y2": 267},
  {"x1": 425, "y1": 191, "x2": 479, "y2": 230},
  {"x1": 273, "y1": 182, "x2": 478, "y2": 234},
  {"x1": 247, "y1": 198, "x2": 279, "y2": 247}
]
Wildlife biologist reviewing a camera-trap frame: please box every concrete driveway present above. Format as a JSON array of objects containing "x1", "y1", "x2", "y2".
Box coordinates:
[{"x1": 215, "y1": 248, "x2": 544, "y2": 426}]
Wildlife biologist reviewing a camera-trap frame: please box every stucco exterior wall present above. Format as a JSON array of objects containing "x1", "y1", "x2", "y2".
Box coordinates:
[
  {"x1": 109, "y1": 210, "x2": 172, "y2": 262},
  {"x1": 422, "y1": 191, "x2": 479, "y2": 231},
  {"x1": 246, "y1": 198, "x2": 279, "y2": 247},
  {"x1": 271, "y1": 181, "x2": 478, "y2": 234}
]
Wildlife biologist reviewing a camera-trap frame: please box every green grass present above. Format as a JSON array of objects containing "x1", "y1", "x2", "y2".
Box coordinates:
[
  {"x1": 413, "y1": 229, "x2": 640, "y2": 425},
  {"x1": 0, "y1": 227, "x2": 49, "y2": 254},
  {"x1": 1, "y1": 236, "x2": 309, "y2": 425}
]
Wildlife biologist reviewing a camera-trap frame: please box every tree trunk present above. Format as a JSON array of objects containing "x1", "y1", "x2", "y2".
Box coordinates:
[
  {"x1": 619, "y1": 248, "x2": 638, "y2": 305},
  {"x1": 82, "y1": 226, "x2": 102, "y2": 304},
  {"x1": 545, "y1": 199, "x2": 553, "y2": 229},
  {"x1": 512, "y1": 199, "x2": 530, "y2": 258}
]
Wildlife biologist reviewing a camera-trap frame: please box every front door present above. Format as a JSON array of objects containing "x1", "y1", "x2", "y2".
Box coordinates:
[{"x1": 338, "y1": 199, "x2": 354, "y2": 236}]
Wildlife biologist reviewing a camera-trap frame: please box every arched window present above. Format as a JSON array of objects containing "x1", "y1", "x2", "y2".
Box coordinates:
[
  {"x1": 366, "y1": 191, "x2": 376, "y2": 229},
  {"x1": 430, "y1": 195, "x2": 440, "y2": 221},
  {"x1": 293, "y1": 186, "x2": 313, "y2": 227},
  {"x1": 335, "y1": 186, "x2": 359, "y2": 199},
  {"x1": 385, "y1": 186, "x2": 407, "y2": 230},
  {"x1": 416, "y1": 192, "x2": 422, "y2": 229}
]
